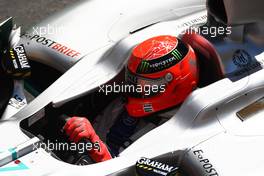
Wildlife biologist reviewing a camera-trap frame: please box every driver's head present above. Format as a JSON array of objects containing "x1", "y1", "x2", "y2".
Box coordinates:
[{"x1": 125, "y1": 35, "x2": 199, "y2": 117}]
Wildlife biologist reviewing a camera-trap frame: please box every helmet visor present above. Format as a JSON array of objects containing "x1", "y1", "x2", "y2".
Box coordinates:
[{"x1": 125, "y1": 68, "x2": 167, "y2": 98}]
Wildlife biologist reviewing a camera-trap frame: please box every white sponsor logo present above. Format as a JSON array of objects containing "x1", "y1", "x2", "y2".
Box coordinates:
[
  {"x1": 137, "y1": 157, "x2": 174, "y2": 172},
  {"x1": 14, "y1": 46, "x2": 30, "y2": 69}
]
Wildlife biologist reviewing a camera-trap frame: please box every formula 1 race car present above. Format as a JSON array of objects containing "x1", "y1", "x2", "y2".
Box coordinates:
[{"x1": 0, "y1": 0, "x2": 264, "y2": 175}]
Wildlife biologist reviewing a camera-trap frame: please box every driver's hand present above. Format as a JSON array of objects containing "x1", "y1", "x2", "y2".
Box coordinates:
[
  {"x1": 63, "y1": 116, "x2": 112, "y2": 162},
  {"x1": 63, "y1": 116, "x2": 96, "y2": 143}
]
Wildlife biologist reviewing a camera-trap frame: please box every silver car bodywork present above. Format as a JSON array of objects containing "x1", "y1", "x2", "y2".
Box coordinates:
[{"x1": 0, "y1": 0, "x2": 264, "y2": 175}]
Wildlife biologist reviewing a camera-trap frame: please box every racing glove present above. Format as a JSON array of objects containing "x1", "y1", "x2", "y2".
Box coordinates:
[{"x1": 63, "y1": 116, "x2": 112, "y2": 163}]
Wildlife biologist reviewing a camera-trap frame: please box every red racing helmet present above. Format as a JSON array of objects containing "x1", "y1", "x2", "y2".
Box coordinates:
[{"x1": 125, "y1": 35, "x2": 199, "y2": 118}]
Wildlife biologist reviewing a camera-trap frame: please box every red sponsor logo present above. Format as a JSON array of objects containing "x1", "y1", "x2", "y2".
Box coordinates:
[{"x1": 24, "y1": 34, "x2": 81, "y2": 58}]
